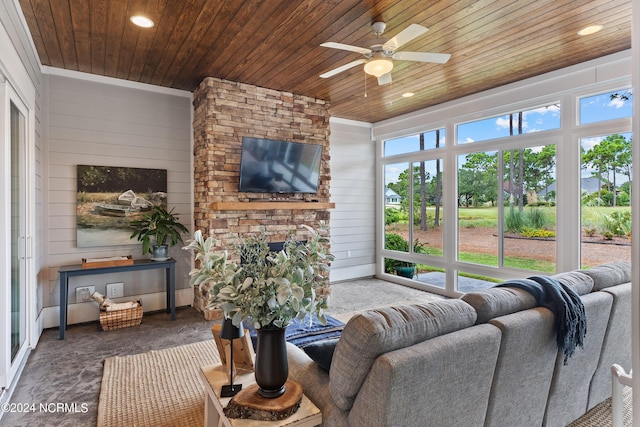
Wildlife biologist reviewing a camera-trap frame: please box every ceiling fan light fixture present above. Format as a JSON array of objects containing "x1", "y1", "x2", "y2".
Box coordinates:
[
  {"x1": 364, "y1": 58, "x2": 393, "y2": 78},
  {"x1": 130, "y1": 15, "x2": 155, "y2": 28}
]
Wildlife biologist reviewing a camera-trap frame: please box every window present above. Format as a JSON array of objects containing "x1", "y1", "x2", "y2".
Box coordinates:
[
  {"x1": 457, "y1": 104, "x2": 560, "y2": 144},
  {"x1": 502, "y1": 145, "x2": 556, "y2": 272},
  {"x1": 457, "y1": 151, "x2": 498, "y2": 267},
  {"x1": 579, "y1": 89, "x2": 633, "y2": 125},
  {"x1": 384, "y1": 157, "x2": 444, "y2": 283},
  {"x1": 580, "y1": 133, "x2": 632, "y2": 267},
  {"x1": 384, "y1": 128, "x2": 445, "y2": 156}
]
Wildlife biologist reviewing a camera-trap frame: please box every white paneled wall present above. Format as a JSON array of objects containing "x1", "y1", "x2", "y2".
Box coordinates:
[
  {"x1": 329, "y1": 118, "x2": 376, "y2": 282},
  {"x1": 44, "y1": 73, "x2": 193, "y2": 326}
]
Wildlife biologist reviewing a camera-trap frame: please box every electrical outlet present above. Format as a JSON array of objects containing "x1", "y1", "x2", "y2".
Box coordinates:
[
  {"x1": 76, "y1": 286, "x2": 95, "y2": 303},
  {"x1": 106, "y1": 282, "x2": 124, "y2": 299}
]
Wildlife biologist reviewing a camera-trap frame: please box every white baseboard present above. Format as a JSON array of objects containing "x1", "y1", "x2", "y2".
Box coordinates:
[
  {"x1": 42, "y1": 288, "x2": 194, "y2": 329},
  {"x1": 330, "y1": 264, "x2": 376, "y2": 283}
]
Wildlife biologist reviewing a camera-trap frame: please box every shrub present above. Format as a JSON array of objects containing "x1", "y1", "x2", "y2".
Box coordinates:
[
  {"x1": 385, "y1": 208, "x2": 402, "y2": 225},
  {"x1": 505, "y1": 205, "x2": 524, "y2": 233},
  {"x1": 584, "y1": 227, "x2": 597, "y2": 237},
  {"x1": 384, "y1": 234, "x2": 427, "y2": 273},
  {"x1": 385, "y1": 234, "x2": 409, "y2": 273},
  {"x1": 617, "y1": 192, "x2": 630, "y2": 206},
  {"x1": 599, "y1": 210, "x2": 631, "y2": 237},
  {"x1": 385, "y1": 233, "x2": 409, "y2": 251},
  {"x1": 526, "y1": 207, "x2": 547, "y2": 230}
]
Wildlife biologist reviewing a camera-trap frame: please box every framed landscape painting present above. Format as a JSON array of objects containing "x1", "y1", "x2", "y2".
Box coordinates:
[{"x1": 76, "y1": 165, "x2": 168, "y2": 248}]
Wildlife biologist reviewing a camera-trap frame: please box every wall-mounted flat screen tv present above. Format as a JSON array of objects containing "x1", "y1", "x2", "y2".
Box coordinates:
[{"x1": 238, "y1": 137, "x2": 322, "y2": 193}]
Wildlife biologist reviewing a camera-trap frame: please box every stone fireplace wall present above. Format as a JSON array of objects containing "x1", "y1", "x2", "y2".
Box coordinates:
[{"x1": 192, "y1": 77, "x2": 332, "y2": 316}]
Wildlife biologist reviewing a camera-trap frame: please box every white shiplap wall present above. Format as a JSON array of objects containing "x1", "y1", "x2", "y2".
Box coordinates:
[
  {"x1": 329, "y1": 118, "x2": 376, "y2": 282},
  {"x1": 44, "y1": 73, "x2": 193, "y2": 327}
]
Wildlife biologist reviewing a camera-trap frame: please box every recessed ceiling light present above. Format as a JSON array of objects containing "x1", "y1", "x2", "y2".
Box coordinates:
[
  {"x1": 402, "y1": 92, "x2": 415, "y2": 98},
  {"x1": 577, "y1": 25, "x2": 603, "y2": 36},
  {"x1": 130, "y1": 15, "x2": 154, "y2": 28}
]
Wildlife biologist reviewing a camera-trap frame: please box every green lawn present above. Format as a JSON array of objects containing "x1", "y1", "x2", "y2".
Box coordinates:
[
  {"x1": 417, "y1": 205, "x2": 630, "y2": 231},
  {"x1": 387, "y1": 204, "x2": 630, "y2": 276},
  {"x1": 413, "y1": 248, "x2": 556, "y2": 274}
]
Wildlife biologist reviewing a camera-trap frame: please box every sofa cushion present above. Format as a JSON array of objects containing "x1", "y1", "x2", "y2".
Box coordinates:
[
  {"x1": 349, "y1": 324, "x2": 501, "y2": 427},
  {"x1": 551, "y1": 271, "x2": 594, "y2": 295},
  {"x1": 302, "y1": 338, "x2": 339, "y2": 372},
  {"x1": 329, "y1": 299, "x2": 477, "y2": 411},
  {"x1": 461, "y1": 287, "x2": 537, "y2": 324},
  {"x1": 579, "y1": 262, "x2": 631, "y2": 291}
]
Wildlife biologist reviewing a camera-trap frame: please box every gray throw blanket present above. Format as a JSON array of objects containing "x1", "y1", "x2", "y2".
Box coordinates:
[{"x1": 496, "y1": 275, "x2": 587, "y2": 364}]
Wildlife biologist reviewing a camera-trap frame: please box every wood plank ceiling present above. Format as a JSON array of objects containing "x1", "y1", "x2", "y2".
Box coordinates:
[{"x1": 19, "y1": 0, "x2": 631, "y2": 123}]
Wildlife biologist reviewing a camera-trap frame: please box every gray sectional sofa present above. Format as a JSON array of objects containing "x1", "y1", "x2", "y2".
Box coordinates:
[{"x1": 286, "y1": 262, "x2": 631, "y2": 427}]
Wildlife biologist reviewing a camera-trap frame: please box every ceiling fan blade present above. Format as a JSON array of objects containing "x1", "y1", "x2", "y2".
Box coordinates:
[
  {"x1": 320, "y1": 42, "x2": 371, "y2": 55},
  {"x1": 392, "y1": 51, "x2": 451, "y2": 64},
  {"x1": 377, "y1": 73, "x2": 392, "y2": 85},
  {"x1": 319, "y1": 59, "x2": 367, "y2": 78},
  {"x1": 383, "y1": 24, "x2": 428, "y2": 51}
]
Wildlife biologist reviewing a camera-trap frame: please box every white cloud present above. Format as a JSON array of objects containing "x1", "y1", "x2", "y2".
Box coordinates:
[
  {"x1": 495, "y1": 116, "x2": 529, "y2": 131},
  {"x1": 580, "y1": 136, "x2": 604, "y2": 151},
  {"x1": 385, "y1": 166, "x2": 403, "y2": 185},
  {"x1": 608, "y1": 97, "x2": 626, "y2": 109},
  {"x1": 526, "y1": 105, "x2": 560, "y2": 115},
  {"x1": 495, "y1": 117, "x2": 510, "y2": 129}
]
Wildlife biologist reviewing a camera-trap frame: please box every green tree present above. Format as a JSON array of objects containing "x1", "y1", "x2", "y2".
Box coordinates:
[
  {"x1": 459, "y1": 152, "x2": 498, "y2": 206},
  {"x1": 503, "y1": 145, "x2": 556, "y2": 205},
  {"x1": 583, "y1": 134, "x2": 632, "y2": 206},
  {"x1": 388, "y1": 164, "x2": 443, "y2": 228}
]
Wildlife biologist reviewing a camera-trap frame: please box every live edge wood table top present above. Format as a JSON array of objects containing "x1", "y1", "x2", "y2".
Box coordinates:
[{"x1": 200, "y1": 363, "x2": 322, "y2": 427}]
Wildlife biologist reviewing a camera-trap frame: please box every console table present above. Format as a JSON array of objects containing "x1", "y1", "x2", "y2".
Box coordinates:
[{"x1": 58, "y1": 258, "x2": 176, "y2": 340}]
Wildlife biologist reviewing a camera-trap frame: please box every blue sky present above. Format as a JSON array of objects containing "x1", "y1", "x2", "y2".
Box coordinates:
[{"x1": 384, "y1": 89, "x2": 632, "y2": 186}]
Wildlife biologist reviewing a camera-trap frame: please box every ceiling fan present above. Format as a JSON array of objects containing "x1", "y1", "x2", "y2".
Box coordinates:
[{"x1": 319, "y1": 22, "x2": 450, "y2": 85}]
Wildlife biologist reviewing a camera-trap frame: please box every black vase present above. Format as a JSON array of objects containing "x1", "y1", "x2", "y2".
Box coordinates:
[{"x1": 254, "y1": 326, "x2": 288, "y2": 398}]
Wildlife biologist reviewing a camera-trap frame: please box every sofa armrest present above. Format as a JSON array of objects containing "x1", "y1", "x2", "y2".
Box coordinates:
[{"x1": 286, "y1": 342, "x2": 333, "y2": 411}]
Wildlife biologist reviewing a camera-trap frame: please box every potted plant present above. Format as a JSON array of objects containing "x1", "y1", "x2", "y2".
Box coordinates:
[
  {"x1": 183, "y1": 224, "x2": 333, "y2": 398},
  {"x1": 130, "y1": 206, "x2": 189, "y2": 260},
  {"x1": 384, "y1": 233, "x2": 425, "y2": 278}
]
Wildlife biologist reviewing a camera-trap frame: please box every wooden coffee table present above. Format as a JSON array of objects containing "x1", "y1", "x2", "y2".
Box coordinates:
[{"x1": 200, "y1": 364, "x2": 322, "y2": 427}]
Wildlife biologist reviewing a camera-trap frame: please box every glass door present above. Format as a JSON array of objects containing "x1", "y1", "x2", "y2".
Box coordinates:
[
  {"x1": 10, "y1": 101, "x2": 26, "y2": 363},
  {"x1": 1, "y1": 82, "x2": 31, "y2": 392}
]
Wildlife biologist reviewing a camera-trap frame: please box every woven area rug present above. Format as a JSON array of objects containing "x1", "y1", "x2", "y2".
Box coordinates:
[
  {"x1": 97, "y1": 340, "x2": 220, "y2": 427},
  {"x1": 569, "y1": 386, "x2": 632, "y2": 427}
]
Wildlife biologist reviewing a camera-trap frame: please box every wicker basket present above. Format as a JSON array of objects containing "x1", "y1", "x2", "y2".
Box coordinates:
[{"x1": 99, "y1": 300, "x2": 143, "y2": 331}]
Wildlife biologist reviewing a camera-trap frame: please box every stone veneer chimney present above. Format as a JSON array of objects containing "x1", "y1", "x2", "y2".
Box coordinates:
[{"x1": 191, "y1": 77, "x2": 332, "y2": 318}]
